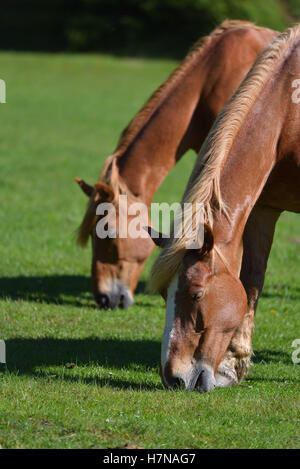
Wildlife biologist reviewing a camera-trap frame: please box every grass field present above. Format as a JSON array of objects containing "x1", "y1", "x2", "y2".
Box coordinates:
[{"x1": 0, "y1": 51, "x2": 299, "y2": 449}]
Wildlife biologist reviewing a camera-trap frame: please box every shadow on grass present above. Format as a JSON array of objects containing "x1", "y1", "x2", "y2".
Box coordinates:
[
  {"x1": 3, "y1": 337, "x2": 162, "y2": 391},
  {"x1": 0, "y1": 275, "x2": 92, "y2": 307},
  {"x1": 0, "y1": 276, "x2": 151, "y2": 308},
  {"x1": 261, "y1": 286, "x2": 300, "y2": 301},
  {"x1": 2, "y1": 338, "x2": 299, "y2": 390},
  {"x1": 252, "y1": 349, "x2": 293, "y2": 366}
]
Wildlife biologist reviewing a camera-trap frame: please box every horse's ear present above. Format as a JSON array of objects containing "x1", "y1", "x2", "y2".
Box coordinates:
[
  {"x1": 199, "y1": 223, "x2": 214, "y2": 257},
  {"x1": 75, "y1": 177, "x2": 94, "y2": 197},
  {"x1": 144, "y1": 226, "x2": 169, "y2": 248},
  {"x1": 186, "y1": 223, "x2": 214, "y2": 255},
  {"x1": 94, "y1": 182, "x2": 115, "y2": 202}
]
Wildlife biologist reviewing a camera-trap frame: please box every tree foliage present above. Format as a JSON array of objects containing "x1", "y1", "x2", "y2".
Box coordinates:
[{"x1": 0, "y1": 0, "x2": 297, "y2": 57}]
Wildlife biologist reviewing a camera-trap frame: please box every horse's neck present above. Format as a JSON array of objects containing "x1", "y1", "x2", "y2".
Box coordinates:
[
  {"x1": 214, "y1": 87, "x2": 284, "y2": 271},
  {"x1": 115, "y1": 70, "x2": 208, "y2": 205},
  {"x1": 114, "y1": 27, "x2": 276, "y2": 206}
]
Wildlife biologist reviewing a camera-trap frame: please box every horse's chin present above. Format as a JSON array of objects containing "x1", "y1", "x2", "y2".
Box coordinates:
[
  {"x1": 118, "y1": 286, "x2": 134, "y2": 309},
  {"x1": 215, "y1": 370, "x2": 238, "y2": 388}
]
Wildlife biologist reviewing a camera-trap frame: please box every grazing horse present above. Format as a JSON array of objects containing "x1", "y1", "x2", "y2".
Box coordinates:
[
  {"x1": 76, "y1": 21, "x2": 277, "y2": 309},
  {"x1": 150, "y1": 25, "x2": 300, "y2": 393}
]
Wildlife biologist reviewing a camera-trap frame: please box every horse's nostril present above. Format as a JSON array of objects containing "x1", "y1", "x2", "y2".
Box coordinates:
[
  {"x1": 119, "y1": 295, "x2": 124, "y2": 308},
  {"x1": 195, "y1": 367, "x2": 216, "y2": 393},
  {"x1": 96, "y1": 293, "x2": 110, "y2": 309},
  {"x1": 171, "y1": 377, "x2": 183, "y2": 388},
  {"x1": 164, "y1": 375, "x2": 184, "y2": 389}
]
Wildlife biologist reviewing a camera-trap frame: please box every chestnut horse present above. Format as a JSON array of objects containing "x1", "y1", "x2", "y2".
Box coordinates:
[
  {"x1": 150, "y1": 25, "x2": 300, "y2": 393},
  {"x1": 76, "y1": 21, "x2": 277, "y2": 309}
]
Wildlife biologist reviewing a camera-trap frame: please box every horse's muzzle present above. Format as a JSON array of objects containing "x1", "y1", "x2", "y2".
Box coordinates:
[
  {"x1": 162, "y1": 362, "x2": 216, "y2": 393},
  {"x1": 95, "y1": 283, "x2": 134, "y2": 310},
  {"x1": 194, "y1": 366, "x2": 216, "y2": 393},
  {"x1": 95, "y1": 293, "x2": 110, "y2": 309}
]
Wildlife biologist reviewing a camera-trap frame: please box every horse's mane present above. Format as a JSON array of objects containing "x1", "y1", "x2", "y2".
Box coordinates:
[
  {"x1": 114, "y1": 20, "x2": 263, "y2": 156},
  {"x1": 77, "y1": 20, "x2": 260, "y2": 247},
  {"x1": 150, "y1": 24, "x2": 300, "y2": 293}
]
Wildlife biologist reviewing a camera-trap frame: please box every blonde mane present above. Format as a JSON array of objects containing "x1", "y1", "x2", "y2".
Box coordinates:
[
  {"x1": 150, "y1": 24, "x2": 300, "y2": 293},
  {"x1": 77, "y1": 20, "x2": 260, "y2": 247}
]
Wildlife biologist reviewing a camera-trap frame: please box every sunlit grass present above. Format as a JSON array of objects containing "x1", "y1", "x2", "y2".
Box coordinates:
[{"x1": 0, "y1": 52, "x2": 299, "y2": 449}]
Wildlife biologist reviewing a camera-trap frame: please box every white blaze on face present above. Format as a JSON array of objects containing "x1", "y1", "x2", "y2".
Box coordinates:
[{"x1": 161, "y1": 275, "x2": 179, "y2": 371}]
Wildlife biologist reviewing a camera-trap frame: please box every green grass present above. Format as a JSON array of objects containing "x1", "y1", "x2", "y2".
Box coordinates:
[{"x1": 0, "y1": 52, "x2": 299, "y2": 449}]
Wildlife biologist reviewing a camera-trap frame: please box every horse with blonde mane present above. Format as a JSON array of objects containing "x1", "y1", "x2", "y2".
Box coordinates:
[
  {"x1": 149, "y1": 25, "x2": 300, "y2": 393},
  {"x1": 76, "y1": 21, "x2": 277, "y2": 309}
]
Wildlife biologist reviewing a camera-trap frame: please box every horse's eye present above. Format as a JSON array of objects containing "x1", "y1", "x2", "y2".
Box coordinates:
[{"x1": 192, "y1": 290, "x2": 204, "y2": 302}]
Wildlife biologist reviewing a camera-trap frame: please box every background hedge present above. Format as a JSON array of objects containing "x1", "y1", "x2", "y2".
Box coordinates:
[{"x1": 0, "y1": 0, "x2": 299, "y2": 58}]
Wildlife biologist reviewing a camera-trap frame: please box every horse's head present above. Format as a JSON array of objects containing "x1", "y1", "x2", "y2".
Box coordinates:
[
  {"x1": 76, "y1": 177, "x2": 154, "y2": 309},
  {"x1": 150, "y1": 224, "x2": 247, "y2": 393}
]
